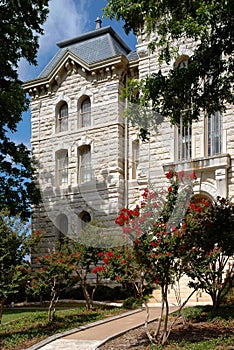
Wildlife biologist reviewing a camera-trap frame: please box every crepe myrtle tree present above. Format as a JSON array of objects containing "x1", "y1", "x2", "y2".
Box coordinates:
[
  {"x1": 28, "y1": 241, "x2": 77, "y2": 322},
  {"x1": 0, "y1": 210, "x2": 40, "y2": 323},
  {"x1": 105, "y1": 170, "x2": 197, "y2": 345},
  {"x1": 182, "y1": 196, "x2": 234, "y2": 309}
]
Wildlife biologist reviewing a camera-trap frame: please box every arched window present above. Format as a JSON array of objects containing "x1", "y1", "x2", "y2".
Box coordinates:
[
  {"x1": 57, "y1": 102, "x2": 68, "y2": 132},
  {"x1": 79, "y1": 211, "x2": 91, "y2": 230},
  {"x1": 190, "y1": 194, "x2": 213, "y2": 206},
  {"x1": 78, "y1": 145, "x2": 91, "y2": 183},
  {"x1": 56, "y1": 150, "x2": 68, "y2": 186},
  {"x1": 80, "y1": 97, "x2": 91, "y2": 127}
]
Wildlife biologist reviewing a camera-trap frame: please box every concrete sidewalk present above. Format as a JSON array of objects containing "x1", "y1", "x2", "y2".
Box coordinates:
[{"x1": 27, "y1": 307, "x2": 166, "y2": 350}]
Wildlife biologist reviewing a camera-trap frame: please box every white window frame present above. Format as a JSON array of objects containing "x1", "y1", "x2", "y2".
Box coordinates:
[
  {"x1": 56, "y1": 150, "x2": 68, "y2": 186},
  {"x1": 207, "y1": 112, "x2": 222, "y2": 156},
  {"x1": 175, "y1": 119, "x2": 192, "y2": 161},
  {"x1": 132, "y1": 139, "x2": 139, "y2": 179},
  {"x1": 80, "y1": 97, "x2": 91, "y2": 128},
  {"x1": 78, "y1": 145, "x2": 92, "y2": 183},
  {"x1": 57, "y1": 102, "x2": 68, "y2": 132}
]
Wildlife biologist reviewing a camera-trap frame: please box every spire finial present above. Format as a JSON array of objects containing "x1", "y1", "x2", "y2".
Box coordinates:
[{"x1": 95, "y1": 16, "x2": 102, "y2": 30}]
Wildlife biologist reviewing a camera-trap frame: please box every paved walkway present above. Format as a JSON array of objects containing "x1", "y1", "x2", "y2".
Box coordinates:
[{"x1": 27, "y1": 307, "x2": 167, "y2": 350}]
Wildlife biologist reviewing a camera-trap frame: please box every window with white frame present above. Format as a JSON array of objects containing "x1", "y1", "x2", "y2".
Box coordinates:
[
  {"x1": 78, "y1": 145, "x2": 92, "y2": 183},
  {"x1": 176, "y1": 120, "x2": 192, "y2": 161},
  {"x1": 56, "y1": 150, "x2": 68, "y2": 186},
  {"x1": 207, "y1": 111, "x2": 222, "y2": 156},
  {"x1": 57, "y1": 102, "x2": 68, "y2": 132},
  {"x1": 80, "y1": 97, "x2": 91, "y2": 127},
  {"x1": 175, "y1": 57, "x2": 192, "y2": 161},
  {"x1": 132, "y1": 140, "x2": 139, "y2": 179}
]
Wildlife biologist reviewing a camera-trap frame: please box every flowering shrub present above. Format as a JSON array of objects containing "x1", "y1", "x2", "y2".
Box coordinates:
[
  {"x1": 112, "y1": 170, "x2": 195, "y2": 344},
  {"x1": 28, "y1": 245, "x2": 76, "y2": 321},
  {"x1": 182, "y1": 196, "x2": 234, "y2": 308}
]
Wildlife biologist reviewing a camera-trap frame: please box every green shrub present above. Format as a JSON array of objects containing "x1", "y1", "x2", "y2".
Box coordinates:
[{"x1": 122, "y1": 297, "x2": 142, "y2": 309}]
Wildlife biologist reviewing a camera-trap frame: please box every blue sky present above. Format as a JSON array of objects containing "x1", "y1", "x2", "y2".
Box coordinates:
[{"x1": 13, "y1": 0, "x2": 137, "y2": 148}]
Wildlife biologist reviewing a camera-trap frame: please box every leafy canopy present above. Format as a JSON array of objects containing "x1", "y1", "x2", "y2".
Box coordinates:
[
  {"x1": 0, "y1": 210, "x2": 40, "y2": 323},
  {"x1": 104, "y1": 0, "x2": 234, "y2": 137},
  {"x1": 0, "y1": 0, "x2": 49, "y2": 218}
]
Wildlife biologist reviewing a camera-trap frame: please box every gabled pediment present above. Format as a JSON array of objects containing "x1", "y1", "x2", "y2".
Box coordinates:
[{"x1": 23, "y1": 26, "x2": 139, "y2": 99}]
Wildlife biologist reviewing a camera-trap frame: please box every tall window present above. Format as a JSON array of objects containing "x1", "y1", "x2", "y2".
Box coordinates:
[
  {"x1": 132, "y1": 140, "x2": 139, "y2": 179},
  {"x1": 80, "y1": 97, "x2": 91, "y2": 127},
  {"x1": 78, "y1": 145, "x2": 91, "y2": 183},
  {"x1": 57, "y1": 102, "x2": 68, "y2": 132},
  {"x1": 208, "y1": 112, "x2": 222, "y2": 156},
  {"x1": 56, "y1": 214, "x2": 68, "y2": 244},
  {"x1": 56, "y1": 150, "x2": 68, "y2": 185},
  {"x1": 177, "y1": 120, "x2": 192, "y2": 161},
  {"x1": 175, "y1": 57, "x2": 192, "y2": 161}
]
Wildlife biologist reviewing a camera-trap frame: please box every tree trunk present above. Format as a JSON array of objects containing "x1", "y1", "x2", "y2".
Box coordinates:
[
  {"x1": 0, "y1": 297, "x2": 6, "y2": 324},
  {"x1": 161, "y1": 286, "x2": 169, "y2": 345},
  {"x1": 48, "y1": 278, "x2": 58, "y2": 321},
  {"x1": 143, "y1": 299, "x2": 155, "y2": 344},
  {"x1": 81, "y1": 269, "x2": 92, "y2": 310},
  {"x1": 154, "y1": 287, "x2": 164, "y2": 339}
]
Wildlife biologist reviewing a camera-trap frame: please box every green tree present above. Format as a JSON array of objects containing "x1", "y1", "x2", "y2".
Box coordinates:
[
  {"x1": 0, "y1": 210, "x2": 40, "y2": 323},
  {"x1": 29, "y1": 242, "x2": 76, "y2": 322},
  {"x1": 183, "y1": 197, "x2": 234, "y2": 309},
  {"x1": 0, "y1": 0, "x2": 49, "y2": 218},
  {"x1": 104, "y1": 0, "x2": 234, "y2": 139}
]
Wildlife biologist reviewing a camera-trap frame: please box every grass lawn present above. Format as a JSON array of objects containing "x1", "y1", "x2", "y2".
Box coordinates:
[{"x1": 0, "y1": 303, "x2": 122, "y2": 350}]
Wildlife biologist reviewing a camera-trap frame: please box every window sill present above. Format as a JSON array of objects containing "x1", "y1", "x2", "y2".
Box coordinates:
[{"x1": 163, "y1": 153, "x2": 231, "y2": 172}]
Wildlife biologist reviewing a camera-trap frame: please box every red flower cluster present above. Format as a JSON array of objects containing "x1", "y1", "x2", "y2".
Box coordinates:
[
  {"x1": 102, "y1": 251, "x2": 114, "y2": 264},
  {"x1": 166, "y1": 170, "x2": 175, "y2": 179},
  {"x1": 106, "y1": 251, "x2": 114, "y2": 258},
  {"x1": 115, "y1": 276, "x2": 121, "y2": 282},
  {"x1": 115, "y1": 206, "x2": 139, "y2": 226},
  {"x1": 92, "y1": 266, "x2": 105, "y2": 274}
]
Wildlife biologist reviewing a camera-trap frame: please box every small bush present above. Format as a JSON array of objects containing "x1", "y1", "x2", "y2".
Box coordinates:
[{"x1": 122, "y1": 297, "x2": 142, "y2": 309}]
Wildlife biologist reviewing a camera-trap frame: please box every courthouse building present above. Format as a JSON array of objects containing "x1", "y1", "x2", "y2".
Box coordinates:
[{"x1": 24, "y1": 18, "x2": 234, "y2": 304}]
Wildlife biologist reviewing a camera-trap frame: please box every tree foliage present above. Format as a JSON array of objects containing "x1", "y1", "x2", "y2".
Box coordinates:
[
  {"x1": 106, "y1": 170, "x2": 234, "y2": 345},
  {"x1": 29, "y1": 241, "x2": 76, "y2": 321},
  {"x1": 0, "y1": 210, "x2": 40, "y2": 323},
  {"x1": 108, "y1": 174, "x2": 194, "y2": 345},
  {"x1": 183, "y1": 197, "x2": 234, "y2": 309},
  {"x1": 0, "y1": 0, "x2": 49, "y2": 217},
  {"x1": 105, "y1": 0, "x2": 234, "y2": 138}
]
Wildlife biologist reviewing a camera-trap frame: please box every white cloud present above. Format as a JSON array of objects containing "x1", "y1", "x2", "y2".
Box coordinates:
[
  {"x1": 39, "y1": 0, "x2": 90, "y2": 56},
  {"x1": 18, "y1": 0, "x2": 91, "y2": 81}
]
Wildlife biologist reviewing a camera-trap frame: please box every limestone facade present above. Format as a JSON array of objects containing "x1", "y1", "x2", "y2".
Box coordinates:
[{"x1": 24, "y1": 23, "x2": 233, "y2": 298}]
